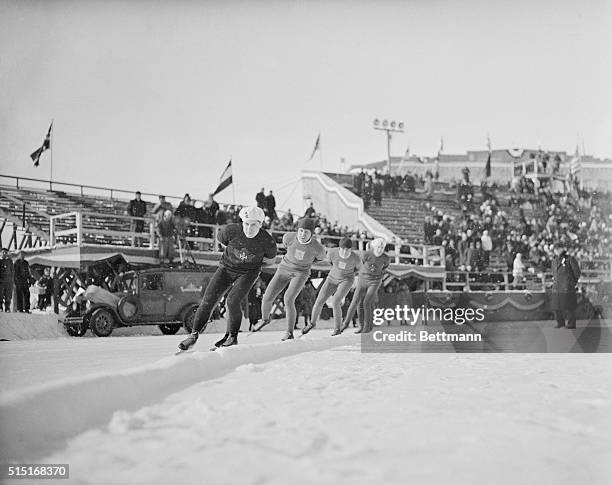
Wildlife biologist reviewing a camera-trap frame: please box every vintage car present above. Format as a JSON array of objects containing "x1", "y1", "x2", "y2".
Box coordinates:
[{"x1": 62, "y1": 268, "x2": 213, "y2": 337}]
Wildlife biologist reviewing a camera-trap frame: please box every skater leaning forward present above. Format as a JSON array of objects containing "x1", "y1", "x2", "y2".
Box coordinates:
[
  {"x1": 178, "y1": 206, "x2": 277, "y2": 351},
  {"x1": 255, "y1": 218, "x2": 326, "y2": 341},
  {"x1": 340, "y1": 237, "x2": 389, "y2": 334},
  {"x1": 307, "y1": 236, "x2": 361, "y2": 336}
]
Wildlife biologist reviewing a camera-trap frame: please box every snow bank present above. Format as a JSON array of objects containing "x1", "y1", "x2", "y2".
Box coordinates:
[
  {"x1": 0, "y1": 312, "x2": 67, "y2": 340},
  {"x1": 0, "y1": 333, "x2": 358, "y2": 461}
]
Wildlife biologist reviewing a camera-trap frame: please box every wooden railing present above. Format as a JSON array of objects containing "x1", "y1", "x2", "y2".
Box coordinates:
[{"x1": 47, "y1": 211, "x2": 447, "y2": 267}]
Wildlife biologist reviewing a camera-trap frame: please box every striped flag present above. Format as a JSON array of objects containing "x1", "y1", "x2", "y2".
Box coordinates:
[
  {"x1": 569, "y1": 146, "x2": 581, "y2": 177},
  {"x1": 212, "y1": 159, "x2": 233, "y2": 196},
  {"x1": 308, "y1": 133, "x2": 320, "y2": 161},
  {"x1": 30, "y1": 122, "x2": 53, "y2": 167}
]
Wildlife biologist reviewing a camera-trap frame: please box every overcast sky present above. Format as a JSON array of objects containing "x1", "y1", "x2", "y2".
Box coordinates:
[{"x1": 1, "y1": 0, "x2": 610, "y2": 211}]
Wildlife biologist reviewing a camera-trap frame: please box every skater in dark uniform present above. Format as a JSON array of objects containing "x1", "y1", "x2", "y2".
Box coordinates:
[
  {"x1": 551, "y1": 243, "x2": 581, "y2": 329},
  {"x1": 340, "y1": 238, "x2": 389, "y2": 334},
  {"x1": 178, "y1": 206, "x2": 277, "y2": 351}
]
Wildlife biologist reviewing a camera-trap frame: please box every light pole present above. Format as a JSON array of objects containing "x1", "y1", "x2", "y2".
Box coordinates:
[{"x1": 373, "y1": 119, "x2": 404, "y2": 175}]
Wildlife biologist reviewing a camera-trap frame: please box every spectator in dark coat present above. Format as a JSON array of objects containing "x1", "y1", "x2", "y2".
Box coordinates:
[
  {"x1": 0, "y1": 248, "x2": 14, "y2": 311},
  {"x1": 205, "y1": 193, "x2": 220, "y2": 221},
  {"x1": 14, "y1": 251, "x2": 32, "y2": 313},
  {"x1": 373, "y1": 180, "x2": 383, "y2": 206},
  {"x1": 256, "y1": 188, "x2": 267, "y2": 210},
  {"x1": 175, "y1": 194, "x2": 194, "y2": 219},
  {"x1": 551, "y1": 244, "x2": 581, "y2": 329},
  {"x1": 265, "y1": 190, "x2": 277, "y2": 220},
  {"x1": 304, "y1": 202, "x2": 316, "y2": 218},
  {"x1": 295, "y1": 280, "x2": 316, "y2": 329},
  {"x1": 127, "y1": 191, "x2": 147, "y2": 237}
]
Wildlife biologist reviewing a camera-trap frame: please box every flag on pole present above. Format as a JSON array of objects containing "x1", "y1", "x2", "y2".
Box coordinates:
[
  {"x1": 485, "y1": 135, "x2": 492, "y2": 177},
  {"x1": 438, "y1": 136, "x2": 444, "y2": 157},
  {"x1": 569, "y1": 145, "x2": 581, "y2": 177},
  {"x1": 308, "y1": 133, "x2": 320, "y2": 161},
  {"x1": 212, "y1": 159, "x2": 233, "y2": 196},
  {"x1": 30, "y1": 122, "x2": 53, "y2": 167},
  {"x1": 402, "y1": 146, "x2": 410, "y2": 161}
]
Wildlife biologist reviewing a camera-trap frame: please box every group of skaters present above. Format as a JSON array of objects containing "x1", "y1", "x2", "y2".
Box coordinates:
[{"x1": 177, "y1": 206, "x2": 389, "y2": 351}]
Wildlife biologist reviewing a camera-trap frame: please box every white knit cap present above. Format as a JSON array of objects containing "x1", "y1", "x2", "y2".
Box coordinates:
[
  {"x1": 239, "y1": 206, "x2": 265, "y2": 224},
  {"x1": 370, "y1": 237, "x2": 387, "y2": 253}
]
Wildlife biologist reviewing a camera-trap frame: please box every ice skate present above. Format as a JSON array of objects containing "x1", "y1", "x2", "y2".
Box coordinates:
[
  {"x1": 281, "y1": 331, "x2": 294, "y2": 341},
  {"x1": 221, "y1": 334, "x2": 238, "y2": 347},
  {"x1": 331, "y1": 328, "x2": 342, "y2": 336},
  {"x1": 301, "y1": 323, "x2": 315, "y2": 335},
  {"x1": 177, "y1": 332, "x2": 198, "y2": 353},
  {"x1": 354, "y1": 327, "x2": 364, "y2": 334},
  {"x1": 251, "y1": 317, "x2": 271, "y2": 333},
  {"x1": 210, "y1": 333, "x2": 229, "y2": 350}
]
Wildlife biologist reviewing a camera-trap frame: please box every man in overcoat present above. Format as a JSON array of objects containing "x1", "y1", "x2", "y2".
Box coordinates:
[{"x1": 551, "y1": 243, "x2": 581, "y2": 329}]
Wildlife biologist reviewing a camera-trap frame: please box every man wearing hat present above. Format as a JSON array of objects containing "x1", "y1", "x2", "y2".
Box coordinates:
[
  {"x1": 255, "y1": 217, "x2": 326, "y2": 340},
  {"x1": 551, "y1": 243, "x2": 581, "y2": 329},
  {"x1": 178, "y1": 206, "x2": 277, "y2": 351},
  {"x1": 307, "y1": 236, "x2": 361, "y2": 336}
]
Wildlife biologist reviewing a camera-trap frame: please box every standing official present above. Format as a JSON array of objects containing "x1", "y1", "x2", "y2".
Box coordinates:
[
  {"x1": 551, "y1": 243, "x2": 581, "y2": 329},
  {"x1": 14, "y1": 252, "x2": 32, "y2": 313},
  {"x1": 0, "y1": 248, "x2": 14, "y2": 312}
]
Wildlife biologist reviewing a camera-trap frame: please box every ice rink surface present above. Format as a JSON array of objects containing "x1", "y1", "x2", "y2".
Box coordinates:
[{"x1": 1, "y1": 324, "x2": 612, "y2": 485}]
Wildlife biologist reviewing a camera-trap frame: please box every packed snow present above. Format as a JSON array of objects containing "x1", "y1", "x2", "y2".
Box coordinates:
[{"x1": 1, "y1": 321, "x2": 611, "y2": 485}]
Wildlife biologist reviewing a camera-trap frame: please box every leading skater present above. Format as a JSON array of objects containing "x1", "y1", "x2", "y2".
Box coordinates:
[
  {"x1": 304, "y1": 236, "x2": 361, "y2": 336},
  {"x1": 254, "y1": 218, "x2": 326, "y2": 341},
  {"x1": 178, "y1": 206, "x2": 277, "y2": 351},
  {"x1": 340, "y1": 237, "x2": 389, "y2": 334}
]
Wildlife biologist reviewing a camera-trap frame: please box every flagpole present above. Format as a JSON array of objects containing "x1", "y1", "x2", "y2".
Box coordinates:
[
  {"x1": 319, "y1": 132, "x2": 323, "y2": 170},
  {"x1": 50, "y1": 119, "x2": 54, "y2": 185},
  {"x1": 230, "y1": 157, "x2": 236, "y2": 205}
]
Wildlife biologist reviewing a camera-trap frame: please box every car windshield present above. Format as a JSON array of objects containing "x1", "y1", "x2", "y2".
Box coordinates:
[{"x1": 118, "y1": 272, "x2": 138, "y2": 292}]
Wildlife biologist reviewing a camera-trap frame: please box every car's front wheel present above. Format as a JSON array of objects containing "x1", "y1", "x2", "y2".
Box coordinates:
[
  {"x1": 159, "y1": 324, "x2": 181, "y2": 335},
  {"x1": 89, "y1": 308, "x2": 115, "y2": 337},
  {"x1": 65, "y1": 321, "x2": 88, "y2": 337}
]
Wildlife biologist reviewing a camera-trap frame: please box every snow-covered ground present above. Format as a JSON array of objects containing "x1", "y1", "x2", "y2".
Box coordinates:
[{"x1": 1, "y1": 322, "x2": 611, "y2": 485}]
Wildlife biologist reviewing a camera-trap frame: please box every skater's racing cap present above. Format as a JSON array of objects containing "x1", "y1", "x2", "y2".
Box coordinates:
[
  {"x1": 339, "y1": 236, "x2": 353, "y2": 249},
  {"x1": 239, "y1": 206, "x2": 265, "y2": 224},
  {"x1": 370, "y1": 237, "x2": 387, "y2": 253},
  {"x1": 297, "y1": 217, "x2": 316, "y2": 232}
]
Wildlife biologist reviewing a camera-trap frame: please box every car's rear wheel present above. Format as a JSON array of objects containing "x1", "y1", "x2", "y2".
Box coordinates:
[
  {"x1": 182, "y1": 306, "x2": 198, "y2": 332},
  {"x1": 90, "y1": 308, "x2": 115, "y2": 337},
  {"x1": 159, "y1": 324, "x2": 181, "y2": 335}
]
